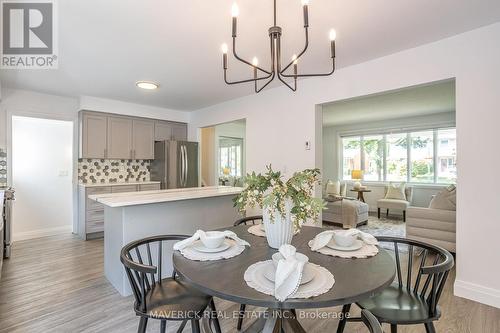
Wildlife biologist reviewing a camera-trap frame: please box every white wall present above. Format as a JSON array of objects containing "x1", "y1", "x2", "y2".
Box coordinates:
[
  {"x1": 189, "y1": 23, "x2": 500, "y2": 308},
  {"x1": 11, "y1": 117, "x2": 74, "y2": 240}
]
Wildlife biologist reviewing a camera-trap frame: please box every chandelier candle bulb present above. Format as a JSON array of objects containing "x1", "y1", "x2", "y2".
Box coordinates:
[
  {"x1": 231, "y1": 3, "x2": 239, "y2": 17},
  {"x1": 330, "y1": 29, "x2": 337, "y2": 58},
  {"x1": 231, "y1": 4, "x2": 239, "y2": 37}
]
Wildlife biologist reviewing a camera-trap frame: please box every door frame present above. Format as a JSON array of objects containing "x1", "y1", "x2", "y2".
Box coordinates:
[{"x1": 6, "y1": 109, "x2": 78, "y2": 236}]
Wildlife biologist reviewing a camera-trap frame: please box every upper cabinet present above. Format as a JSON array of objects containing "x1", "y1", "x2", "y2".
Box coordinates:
[
  {"x1": 171, "y1": 123, "x2": 188, "y2": 141},
  {"x1": 107, "y1": 116, "x2": 133, "y2": 159},
  {"x1": 155, "y1": 121, "x2": 188, "y2": 141},
  {"x1": 81, "y1": 113, "x2": 107, "y2": 159},
  {"x1": 79, "y1": 111, "x2": 187, "y2": 160},
  {"x1": 132, "y1": 119, "x2": 155, "y2": 159},
  {"x1": 154, "y1": 121, "x2": 172, "y2": 141}
]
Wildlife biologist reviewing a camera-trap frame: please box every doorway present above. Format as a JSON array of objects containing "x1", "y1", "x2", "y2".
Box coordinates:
[
  {"x1": 200, "y1": 119, "x2": 246, "y2": 187},
  {"x1": 11, "y1": 116, "x2": 73, "y2": 241}
]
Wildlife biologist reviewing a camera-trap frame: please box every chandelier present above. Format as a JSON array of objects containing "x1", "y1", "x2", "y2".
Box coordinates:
[{"x1": 221, "y1": 0, "x2": 336, "y2": 93}]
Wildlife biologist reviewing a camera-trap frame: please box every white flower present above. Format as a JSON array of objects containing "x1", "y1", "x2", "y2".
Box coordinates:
[{"x1": 253, "y1": 190, "x2": 259, "y2": 195}]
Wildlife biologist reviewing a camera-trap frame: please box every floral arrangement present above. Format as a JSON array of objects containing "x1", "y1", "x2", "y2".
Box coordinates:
[{"x1": 234, "y1": 165, "x2": 325, "y2": 230}]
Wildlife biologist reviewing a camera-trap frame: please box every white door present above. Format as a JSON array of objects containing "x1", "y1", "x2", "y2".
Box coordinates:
[{"x1": 11, "y1": 116, "x2": 73, "y2": 241}]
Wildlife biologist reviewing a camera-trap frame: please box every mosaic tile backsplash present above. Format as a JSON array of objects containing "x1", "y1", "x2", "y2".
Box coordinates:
[
  {"x1": 78, "y1": 159, "x2": 151, "y2": 184},
  {"x1": 0, "y1": 149, "x2": 7, "y2": 187}
]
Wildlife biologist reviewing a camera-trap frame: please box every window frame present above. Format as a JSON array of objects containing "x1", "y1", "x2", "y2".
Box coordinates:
[{"x1": 339, "y1": 127, "x2": 456, "y2": 185}]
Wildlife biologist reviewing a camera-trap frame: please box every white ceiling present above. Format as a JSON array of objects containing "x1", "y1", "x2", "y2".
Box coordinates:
[
  {"x1": 1, "y1": 0, "x2": 499, "y2": 111},
  {"x1": 322, "y1": 80, "x2": 455, "y2": 126}
]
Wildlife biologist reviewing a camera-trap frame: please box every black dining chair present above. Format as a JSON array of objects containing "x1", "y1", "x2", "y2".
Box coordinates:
[
  {"x1": 233, "y1": 215, "x2": 263, "y2": 330},
  {"x1": 120, "y1": 235, "x2": 222, "y2": 333},
  {"x1": 361, "y1": 309, "x2": 383, "y2": 333},
  {"x1": 337, "y1": 236, "x2": 454, "y2": 333}
]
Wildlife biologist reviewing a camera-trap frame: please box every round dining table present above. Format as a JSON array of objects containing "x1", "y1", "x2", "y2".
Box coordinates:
[{"x1": 173, "y1": 225, "x2": 396, "y2": 333}]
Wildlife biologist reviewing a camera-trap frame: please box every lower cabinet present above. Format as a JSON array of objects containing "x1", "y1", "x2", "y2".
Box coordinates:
[{"x1": 78, "y1": 183, "x2": 161, "y2": 240}]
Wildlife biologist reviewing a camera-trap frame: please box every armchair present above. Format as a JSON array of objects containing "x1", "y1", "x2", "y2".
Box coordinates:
[{"x1": 377, "y1": 186, "x2": 413, "y2": 221}]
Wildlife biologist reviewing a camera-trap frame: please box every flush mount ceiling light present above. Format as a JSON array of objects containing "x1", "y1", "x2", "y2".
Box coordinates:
[
  {"x1": 136, "y1": 81, "x2": 159, "y2": 90},
  {"x1": 221, "y1": 0, "x2": 336, "y2": 93}
]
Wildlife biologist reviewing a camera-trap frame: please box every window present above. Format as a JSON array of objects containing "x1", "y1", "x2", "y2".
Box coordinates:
[
  {"x1": 342, "y1": 137, "x2": 361, "y2": 180},
  {"x1": 219, "y1": 137, "x2": 243, "y2": 177},
  {"x1": 386, "y1": 133, "x2": 407, "y2": 182},
  {"x1": 362, "y1": 135, "x2": 384, "y2": 181},
  {"x1": 437, "y1": 129, "x2": 457, "y2": 183},
  {"x1": 410, "y1": 131, "x2": 434, "y2": 183},
  {"x1": 340, "y1": 128, "x2": 456, "y2": 184}
]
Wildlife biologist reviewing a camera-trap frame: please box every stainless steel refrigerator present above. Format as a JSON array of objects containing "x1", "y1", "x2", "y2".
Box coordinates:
[{"x1": 151, "y1": 141, "x2": 199, "y2": 189}]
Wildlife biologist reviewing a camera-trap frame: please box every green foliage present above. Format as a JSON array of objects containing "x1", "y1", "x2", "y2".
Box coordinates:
[{"x1": 233, "y1": 165, "x2": 325, "y2": 230}]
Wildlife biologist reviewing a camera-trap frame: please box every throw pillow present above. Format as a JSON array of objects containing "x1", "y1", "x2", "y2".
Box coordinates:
[
  {"x1": 326, "y1": 180, "x2": 340, "y2": 196},
  {"x1": 385, "y1": 183, "x2": 407, "y2": 200},
  {"x1": 340, "y1": 181, "x2": 347, "y2": 197},
  {"x1": 429, "y1": 186, "x2": 456, "y2": 211}
]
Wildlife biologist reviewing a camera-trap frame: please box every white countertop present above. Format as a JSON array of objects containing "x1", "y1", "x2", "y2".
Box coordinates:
[
  {"x1": 79, "y1": 181, "x2": 160, "y2": 188},
  {"x1": 89, "y1": 186, "x2": 243, "y2": 207}
]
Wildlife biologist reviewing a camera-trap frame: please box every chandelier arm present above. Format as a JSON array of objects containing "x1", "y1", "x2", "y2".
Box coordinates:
[
  {"x1": 281, "y1": 59, "x2": 336, "y2": 78},
  {"x1": 255, "y1": 34, "x2": 277, "y2": 93},
  {"x1": 232, "y1": 38, "x2": 272, "y2": 75},
  {"x1": 277, "y1": 71, "x2": 297, "y2": 92},
  {"x1": 280, "y1": 27, "x2": 309, "y2": 74},
  {"x1": 275, "y1": 36, "x2": 296, "y2": 92},
  {"x1": 255, "y1": 72, "x2": 276, "y2": 93},
  {"x1": 224, "y1": 70, "x2": 273, "y2": 85}
]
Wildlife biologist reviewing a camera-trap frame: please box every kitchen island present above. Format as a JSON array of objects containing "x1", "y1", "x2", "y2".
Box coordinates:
[{"x1": 89, "y1": 186, "x2": 243, "y2": 296}]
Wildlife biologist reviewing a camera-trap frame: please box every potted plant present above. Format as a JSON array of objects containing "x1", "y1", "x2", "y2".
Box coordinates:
[{"x1": 234, "y1": 165, "x2": 324, "y2": 248}]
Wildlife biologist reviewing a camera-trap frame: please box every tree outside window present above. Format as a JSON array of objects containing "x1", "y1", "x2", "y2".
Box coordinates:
[{"x1": 340, "y1": 128, "x2": 456, "y2": 184}]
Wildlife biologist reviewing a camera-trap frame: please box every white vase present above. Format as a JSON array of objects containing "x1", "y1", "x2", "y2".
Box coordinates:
[{"x1": 262, "y1": 202, "x2": 294, "y2": 249}]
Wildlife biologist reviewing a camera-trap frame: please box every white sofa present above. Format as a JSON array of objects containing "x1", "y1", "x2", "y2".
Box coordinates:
[
  {"x1": 406, "y1": 206, "x2": 456, "y2": 253},
  {"x1": 323, "y1": 197, "x2": 369, "y2": 229}
]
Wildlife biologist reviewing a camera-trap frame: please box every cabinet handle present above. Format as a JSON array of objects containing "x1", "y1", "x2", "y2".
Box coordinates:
[
  {"x1": 104, "y1": 149, "x2": 107, "y2": 158},
  {"x1": 130, "y1": 149, "x2": 133, "y2": 159}
]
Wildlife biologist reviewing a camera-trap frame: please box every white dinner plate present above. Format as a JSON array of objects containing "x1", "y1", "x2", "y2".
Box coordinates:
[
  {"x1": 263, "y1": 262, "x2": 315, "y2": 285},
  {"x1": 191, "y1": 240, "x2": 230, "y2": 253},
  {"x1": 326, "y1": 239, "x2": 364, "y2": 252}
]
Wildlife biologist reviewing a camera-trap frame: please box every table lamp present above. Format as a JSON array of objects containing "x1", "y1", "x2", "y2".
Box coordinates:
[{"x1": 351, "y1": 170, "x2": 363, "y2": 190}]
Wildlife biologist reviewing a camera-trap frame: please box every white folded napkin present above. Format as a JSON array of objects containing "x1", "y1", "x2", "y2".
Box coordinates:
[
  {"x1": 274, "y1": 244, "x2": 306, "y2": 302},
  {"x1": 173, "y1": 230, "x2": 251, "y2": 251},
  {"x1": 310, "y1": 229, "x2": 378, "y2": 251}
]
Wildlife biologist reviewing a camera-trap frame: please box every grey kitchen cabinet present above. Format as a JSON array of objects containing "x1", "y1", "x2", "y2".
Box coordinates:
[
  {"x1": 132, "y1": 120, "x2": 155, "y2": 159},
  {"x1": 78, "y1": 185, "x2": 112, "y2": 240},
  {"x1": 139, "y1": 183, "x2": 161, "y2": 191},
  {"x1": 78, "y1": 182, "x2": 160, "y2": 240},
  {"x1": 171, "y1": 123, "x2": 188, "y2": 140},
  {"x1": 111, "y1": 185, "x2": 137, "y2": 193},
  {"x1": 80, "y1": 113, "x2": 107, "y2": 158},
  {"x1": 79, "y1": 111, "x2": 187, "y2": 160},
  {"x1": 107, "y1": 116, "x2": 133, "y2": 159},
  {"x1": 154, "y1": 121, "x2": 173, "y2": 141}
]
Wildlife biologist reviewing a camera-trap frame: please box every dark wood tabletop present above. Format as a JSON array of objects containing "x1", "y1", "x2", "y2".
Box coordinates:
[{"x1": 173, "y1": 225, "x2": 396, "y2": 310}]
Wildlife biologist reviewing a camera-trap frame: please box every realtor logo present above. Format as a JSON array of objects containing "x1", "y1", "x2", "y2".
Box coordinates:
[{"x1": 1, "y1": 0, "x2": 58, "y2": 69}]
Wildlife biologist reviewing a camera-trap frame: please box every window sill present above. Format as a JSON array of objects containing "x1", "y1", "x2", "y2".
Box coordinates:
[{"x1": 343, "y1": 181, "x2": 452, "y2": 190}]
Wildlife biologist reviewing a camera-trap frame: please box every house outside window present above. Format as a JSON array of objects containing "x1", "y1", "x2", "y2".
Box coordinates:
[{"x1": 340, "y1": 128, "x2": 456, "y2": 184}]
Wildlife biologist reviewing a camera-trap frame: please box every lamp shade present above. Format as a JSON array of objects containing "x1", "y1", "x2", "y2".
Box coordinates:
[{"x1": 351, "y1": 170, "x2": 363, "y2": 180}]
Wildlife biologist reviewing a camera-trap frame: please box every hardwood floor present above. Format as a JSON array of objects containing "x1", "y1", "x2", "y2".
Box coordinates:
[{"x1": 1, "y1": 233, "x2": 499, "y2": 333}]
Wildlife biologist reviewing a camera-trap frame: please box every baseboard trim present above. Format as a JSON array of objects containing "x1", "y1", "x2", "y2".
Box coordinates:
[
  {"x1": 454, "y1": 279, "x2": 500, "y2": 309},
  {"x1": 13, "y1": 225, "x2": 73, "y2": 242}
]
